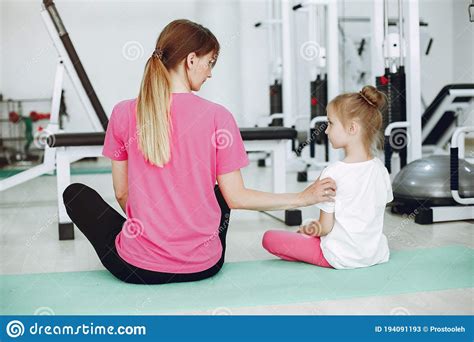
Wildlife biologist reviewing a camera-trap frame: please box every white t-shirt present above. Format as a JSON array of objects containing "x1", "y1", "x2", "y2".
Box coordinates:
[{"x1": 316, "y1": 157, "x2": 393, "y2": 269}]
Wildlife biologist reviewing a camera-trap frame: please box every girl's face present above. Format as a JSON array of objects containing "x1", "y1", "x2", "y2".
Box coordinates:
[
  {"x1": 185, "y1": 51, "x2": 217, "y2": 91},
  {"x1": 325, "y1": 106, "x2": 351, "y2": 149}
]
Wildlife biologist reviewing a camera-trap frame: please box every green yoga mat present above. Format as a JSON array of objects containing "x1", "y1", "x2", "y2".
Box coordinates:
[{"x1": 1, "y1": 245, "x2": 472, "y2": 315}]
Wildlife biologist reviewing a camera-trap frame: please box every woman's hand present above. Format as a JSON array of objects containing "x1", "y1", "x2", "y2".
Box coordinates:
[{"x1": 297, "y1": 177, "x2": 336, "y2": 207}]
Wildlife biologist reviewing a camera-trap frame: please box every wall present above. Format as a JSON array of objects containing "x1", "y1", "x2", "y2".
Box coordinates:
[
  {"x1": 0, "y1": 0, "x2": 470, "y2": 133},
  {"x1": 452, "y1": 0, "x2": 474, "y2": 127}
]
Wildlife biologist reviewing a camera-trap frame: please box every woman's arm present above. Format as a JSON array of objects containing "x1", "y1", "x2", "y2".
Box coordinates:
[
  {"x1": 111, "y1": 160, "x2": 128, "y2": 213},
  {"x1": 216, "y1": 169, "x2": 336, "y2": 211}
]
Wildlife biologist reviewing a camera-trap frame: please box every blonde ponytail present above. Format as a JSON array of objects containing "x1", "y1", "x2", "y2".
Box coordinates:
[
  {"x1": 136, "y1": 56, "x2": 172, "y2": 167},
  {"x1": 136, "y1": 19, "x2": 220, "y2": 167}
]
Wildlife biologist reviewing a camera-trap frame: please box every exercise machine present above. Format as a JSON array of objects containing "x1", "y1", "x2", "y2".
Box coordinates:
[
  {"x1": 377, "y1": 0, "x2": 409, "y2": 174},
  {"x1": 254, "y1": 0, "x2": 284, "y2": 128},
  {"x1": 371, "y1": 1, "x2": 473, "y2": 224},
  {"x1": 0, "y1": 0, "x2": 106, "y2": 192},
  {"x1": 291, "y1": 0, "x2": 340, "y2": 182},
  {"x1": 372, "y1": 0, "x2": 422, "y2": 175},
  {"x1": 421, "y1": 84, "x2": 474, "y2": 154}
]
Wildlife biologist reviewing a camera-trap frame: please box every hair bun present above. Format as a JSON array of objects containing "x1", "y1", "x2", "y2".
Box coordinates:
[{"x1": 360, "y1": 85, "x2": 386, "y2": 110}]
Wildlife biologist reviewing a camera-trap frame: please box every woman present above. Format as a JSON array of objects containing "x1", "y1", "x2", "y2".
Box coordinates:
[{"x1": 62, "y1": 19, "x2": 336, "y2": 285}]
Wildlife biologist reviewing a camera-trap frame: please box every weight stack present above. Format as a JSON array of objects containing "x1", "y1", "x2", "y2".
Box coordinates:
[
  {"x1": 309, "y1": 74, "x2": 329, "y2": 160},
  {"x1": 376, "y1": 66, "x2": 408, "y2": 171},
  {"x1": 269, "y1": 80, "x2": 283, "y2": 126}
]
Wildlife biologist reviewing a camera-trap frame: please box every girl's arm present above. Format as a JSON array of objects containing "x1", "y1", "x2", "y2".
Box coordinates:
[
  {"x1": 297, "y1": 211, "x2": 335, "y2": 236},
  {"x1": 217, "y1": 170, "x2": 336, "y2": 211},
  {"x1": 318, "y1": 211, "x2": 335, "y2": 235}
]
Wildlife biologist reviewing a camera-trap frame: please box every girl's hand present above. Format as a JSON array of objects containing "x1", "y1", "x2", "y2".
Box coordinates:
[
  {"x1": 297, "y1": 220, "x2": 322, "y2": 237},
  {"x1": 297, "y1": 177, "x2": 336, "y2": 207}
]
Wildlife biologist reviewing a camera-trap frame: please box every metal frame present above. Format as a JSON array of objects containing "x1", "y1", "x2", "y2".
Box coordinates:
[
  {"x1": 40, "y1": 7, "x2": 104, "y2": 132},
  {"x1": 0, "y1": 4, "x2": 105, "y2": 192},
  {"x1": 414, "y1": 126, "x2": 474, "y2": 224},
  {"x1": 56, "y1": 145, "x2": 103, "y2": 239},
  {"x1": 255, "y1": 0, "x2": 285, "y2": 127},
  {"x1": 422, "y1": 88, "x2": 474, "y2": 150},
  {"x1": 289, "y1": 0, "x2": 339, "y2": 126},
  {"x1": 373, "y1": 0, "x2": 422, "y2": 172},
  {"x1": 0, "y1": 61, "x2": 64, "y2": 192},
  {"x1": 281, "y1": 0, "x2": 295, "y2": 129},
  {"x1": 450, "y1": 127, "x2": 474, "y2": 205},
  {"x1": 289, "y1": 0, "x2": 340, "y2": 174}
]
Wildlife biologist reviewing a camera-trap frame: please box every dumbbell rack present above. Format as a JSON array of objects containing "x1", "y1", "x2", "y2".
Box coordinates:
[{"x1": 0, "y1": 98, "x2": 52, "y2": 168}]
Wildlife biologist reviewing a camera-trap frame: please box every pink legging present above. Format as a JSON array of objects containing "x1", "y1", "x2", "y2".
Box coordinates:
[{"x1": 262, "y1": 230, "x2": 333, "y2": 268}]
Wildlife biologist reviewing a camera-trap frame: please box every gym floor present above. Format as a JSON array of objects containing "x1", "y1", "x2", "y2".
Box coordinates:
[{"x1": 0, "y1": 159, "x2": 472, "y2": 315}]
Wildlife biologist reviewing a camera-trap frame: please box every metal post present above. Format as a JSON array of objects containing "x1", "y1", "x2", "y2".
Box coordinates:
[
  {"x1": 40, "y1": 9, "x2": 104, "y2": 132},
  {"x1": 326, "y1": 0, "x2": 341, "y2": 161},
  {"x1": 405, "y1": 0, "x2": 422, "y2": 162},
  {"x1": 371, "y1": 0, "x2": 384, "y2": 82},
  {"x1": 281, "y1": 0, "x2": 294, "y2": 128}
]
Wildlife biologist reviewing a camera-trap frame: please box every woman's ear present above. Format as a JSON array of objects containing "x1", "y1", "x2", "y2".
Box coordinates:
[{"x1": 186, "y1": 52, "x2": 196, "y2": 69}]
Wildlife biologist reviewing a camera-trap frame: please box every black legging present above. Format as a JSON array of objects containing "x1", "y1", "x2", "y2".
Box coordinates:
[{"x1": 62, "y1": 183, "x2": 230, "y2": 285}]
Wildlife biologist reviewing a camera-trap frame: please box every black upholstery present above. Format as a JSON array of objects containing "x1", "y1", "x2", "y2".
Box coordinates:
[
  {"x1": 47, "y1": 127, "x2": 297, "y2": 148},
  {"x1": 239, "y1": 127, "x2": 296, "y2": 141}
]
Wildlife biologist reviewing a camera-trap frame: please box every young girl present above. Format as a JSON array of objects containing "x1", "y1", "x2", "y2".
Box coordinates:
[{"x1": 262, "y1": 85, "x2": 393, "y2": 269}]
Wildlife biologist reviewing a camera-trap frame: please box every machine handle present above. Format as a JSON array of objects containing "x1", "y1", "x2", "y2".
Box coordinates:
[
  {"x1": 450, "y1": 147, "x2": 459, "y2": 191},
  {"x1": 292, "y1": 4, "x2": 303, "y2": 11},
  {"x1": 449, "y1": 126, "x2": 474, "y2": 205},
  {"x1": 384, "y1": 135, "x2": 392, "y2": 173}
]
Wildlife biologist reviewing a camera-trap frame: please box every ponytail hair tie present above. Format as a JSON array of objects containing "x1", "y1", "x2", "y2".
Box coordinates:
[
  {"x1": 359, "y1": 92, "x2": 376, "y2": 107},
  {"x1": 152, "y1": 47, "x2": 164, "y2": 60}
]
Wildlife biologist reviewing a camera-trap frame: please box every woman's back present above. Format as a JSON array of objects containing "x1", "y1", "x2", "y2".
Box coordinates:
[{"x1": 102, "y1": 93, "x2": 249, "y2": 273}]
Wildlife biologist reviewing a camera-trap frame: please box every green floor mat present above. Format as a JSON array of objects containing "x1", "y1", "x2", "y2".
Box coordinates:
[{"x1": 1, "y1": 245, "x2": 472, "y2": 315}]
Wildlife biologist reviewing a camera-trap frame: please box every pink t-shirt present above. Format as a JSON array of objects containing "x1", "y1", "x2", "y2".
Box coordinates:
[{"x1": 102, "y1": 93, "x2": 249, "y2": 273}]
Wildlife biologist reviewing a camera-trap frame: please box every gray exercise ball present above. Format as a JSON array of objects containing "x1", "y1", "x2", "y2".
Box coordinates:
[{"x1": 392, "y1": 155, "x2": 474, "y2": 203}]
